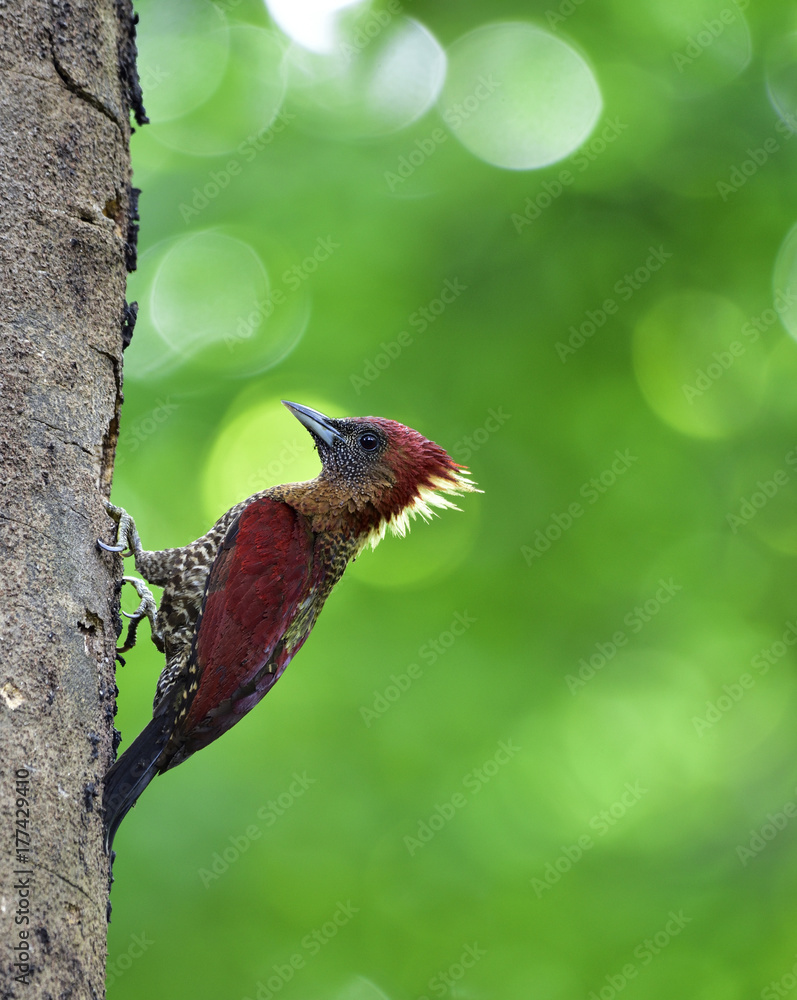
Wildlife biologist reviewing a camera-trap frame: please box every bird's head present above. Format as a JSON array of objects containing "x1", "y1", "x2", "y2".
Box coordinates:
[{"x1": 283, "y1": 400, "x2": 480, "y2": 546}]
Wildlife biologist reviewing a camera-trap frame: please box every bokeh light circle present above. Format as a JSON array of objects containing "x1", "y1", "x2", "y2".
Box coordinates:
[
  {"x1": 136, "y1": 0, "x2": 229, "y2": 122},
  {"x1": 565, "y1": 639, "x2": 795, "y2": 797},
  {"x1": 440, "y1": 22, "x2": 602, "y2": 170},
  {"x1": 766, "y1": 33, "x2": 797, "y2": 130},
  {"x1": 285, "y1": 18, "x2": 446, "y2": 139},
  {"x1": 633, "y1": 290, "x2": 767, "y2": 439},
  {"x1": 772, "y1": 219, "x2": 797, "y2": 341},
  {"x1": 265, "y1": 0, "x2": 361, "y2": 54},
  {"x1": 125, "y1": 233, "x2": 311, "y2": 382},
  {"x1": 150, "y1": 231, "x2": 269, "y2": 357},
  {"x1": 148, "y1": 26, "x2": 286, "y2": 156}
]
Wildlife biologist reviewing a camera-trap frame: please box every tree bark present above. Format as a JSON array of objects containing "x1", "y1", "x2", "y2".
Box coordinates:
[{"x1": 0, "y1": 1, "x2": 142, "y2": 995}]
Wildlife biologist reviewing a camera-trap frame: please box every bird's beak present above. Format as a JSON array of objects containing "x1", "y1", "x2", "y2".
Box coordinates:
[{"x1": 282, "y1": 400, "x2": 345, "y2": 446}]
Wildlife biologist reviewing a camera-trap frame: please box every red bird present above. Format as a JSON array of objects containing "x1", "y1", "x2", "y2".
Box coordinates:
[{"x1": 101, "y1": 401, "x2": 478, "y2": 850}]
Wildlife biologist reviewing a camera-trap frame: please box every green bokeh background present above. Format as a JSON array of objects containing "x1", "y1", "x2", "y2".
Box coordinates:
[{"x1": 108, "y1": 1, "x2": 797, "y2": 997}]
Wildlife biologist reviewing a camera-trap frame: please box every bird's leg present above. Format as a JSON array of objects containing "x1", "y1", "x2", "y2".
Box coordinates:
[
  {"x1": 99, "y1": 502, "x2": 165, "y2": 654},
  {"x1": 119, "y1": 575, "x2": 164, "y2": 654}
]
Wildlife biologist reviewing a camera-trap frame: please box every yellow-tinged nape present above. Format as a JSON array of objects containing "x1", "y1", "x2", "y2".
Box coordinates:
[{"x1": 363, "y1": 466, "x2": 481, "y2": 551}]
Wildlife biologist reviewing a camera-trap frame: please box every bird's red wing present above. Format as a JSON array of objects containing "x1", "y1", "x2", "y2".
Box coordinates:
[{"x1": 183, "y1": 497, "x2": 315, "y2": 734}]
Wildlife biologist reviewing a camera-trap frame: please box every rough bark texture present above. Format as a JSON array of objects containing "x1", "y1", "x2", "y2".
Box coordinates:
[{"x1": 0, "y1": 1, "x2": 141, "y2": 995}]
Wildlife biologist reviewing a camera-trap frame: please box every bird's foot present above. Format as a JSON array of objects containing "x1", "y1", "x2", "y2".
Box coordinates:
[
  {"x1": 118, "y1": 576, "x2": 163, "y2": 654},
  {"x1": 98, "y1": 501, "x2": 141, "y2": 557}
]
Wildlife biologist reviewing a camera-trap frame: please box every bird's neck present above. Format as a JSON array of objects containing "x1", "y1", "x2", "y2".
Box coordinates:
[{"x1": 269, "y1": 476, "x2": 391, "y2": 541}]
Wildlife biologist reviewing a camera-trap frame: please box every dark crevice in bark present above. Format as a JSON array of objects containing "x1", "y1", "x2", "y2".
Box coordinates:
[
  {"x1": 49, "y1": 33, "x2": 125, "y2": 134},
  {"x1": 36, "y1": 863, "x2": 93, "y2": 902},
  {"x1": 98, "y1": 329, "x2": 124, "y2": 494},
  {"x1": 100, "y1": 400, "x2": 121, "y2": 495},
  {"x1": 28, "y1": 416, "x2": 95, "y2": 456}
]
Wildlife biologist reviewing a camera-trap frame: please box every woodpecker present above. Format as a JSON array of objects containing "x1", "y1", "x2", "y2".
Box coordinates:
[{"x1": 100, "y1": 401, "x2": 478, "y2": 851}]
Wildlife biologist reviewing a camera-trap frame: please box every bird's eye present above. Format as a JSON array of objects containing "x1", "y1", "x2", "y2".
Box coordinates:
[{"x1": 358, "y1": 433, "x2": 380, "y2": 452}]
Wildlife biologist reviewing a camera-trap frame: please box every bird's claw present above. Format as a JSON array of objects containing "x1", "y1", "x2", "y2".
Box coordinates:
[
  {"x1": 98, "y1": 538, "x2": 125, "y2": 553},
  {"x1": 98, "y1": 501, "x2": 139, "y2": 558},
  {"x1": 118, "y1": 576, "x2": 162, "y2": 654},
  {"x1": 122, "y1": 575, "x2": 158, "y2": 619}
]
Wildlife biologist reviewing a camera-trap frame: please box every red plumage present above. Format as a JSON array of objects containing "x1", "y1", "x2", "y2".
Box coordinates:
[{"x1": 183, "y1": 499, "x2": 314, "y2": 746}]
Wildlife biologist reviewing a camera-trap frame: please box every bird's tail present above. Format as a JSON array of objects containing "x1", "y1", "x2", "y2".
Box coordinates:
[{"x1": 102, "y1": 713, "x2": 174, "y2": 853}]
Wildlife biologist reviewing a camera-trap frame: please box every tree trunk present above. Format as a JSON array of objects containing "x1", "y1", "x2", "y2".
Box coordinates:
[{"x1": 0, "y1": 1, "x2": 143, "y2": 995}]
